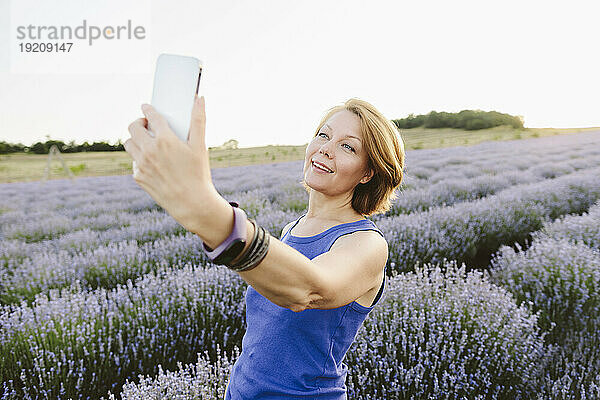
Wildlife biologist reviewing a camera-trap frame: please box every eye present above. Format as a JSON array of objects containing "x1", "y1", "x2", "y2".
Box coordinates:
[{"x1": 317, "y1": 132, "x2": 355, "y2": 152}]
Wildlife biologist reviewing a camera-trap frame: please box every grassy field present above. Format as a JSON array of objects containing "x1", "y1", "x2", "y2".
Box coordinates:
[{"x1": 1, "y1": 125, "x2": 598, "y2": 184}]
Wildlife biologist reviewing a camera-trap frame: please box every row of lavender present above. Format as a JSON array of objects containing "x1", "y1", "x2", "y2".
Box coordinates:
[
  {"x1": 2, "y1": 148, "x2": 597, "y2": 259},
  {"x1": 1, "y1": 133, "x2": 598, "y2": 250},
  {"x1": 2, "y1": 130, "x2": 599, "y2": 231},
  {"x1": 0, "y1": 150, "x2": 600, "y2": 304},
  {"x1": 109, "y1": 200, "x2": 600, "y2": 400},
  {"x1": 0, "y1": 262, "x2": 246, "y2": 399},
  {"x1": 0, "y1": 132, "x2": 599, "y2": 398},
  {"x1": 1, "y1": 162, "x2": 599, "y2": 308}
]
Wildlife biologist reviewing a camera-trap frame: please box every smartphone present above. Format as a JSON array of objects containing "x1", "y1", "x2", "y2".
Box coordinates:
[{"x1": 150, "y1": 53, "x2": 203, "y2": 142}]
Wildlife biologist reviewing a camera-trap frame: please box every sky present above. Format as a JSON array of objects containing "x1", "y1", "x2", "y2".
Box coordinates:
[{"x1": 1, "y1": 0, "x2": 598, "y2": 149}]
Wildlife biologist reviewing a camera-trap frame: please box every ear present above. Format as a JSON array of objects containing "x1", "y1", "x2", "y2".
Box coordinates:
[{"x1": 360, "y1": 168, "x2": 374, "y2": 184}]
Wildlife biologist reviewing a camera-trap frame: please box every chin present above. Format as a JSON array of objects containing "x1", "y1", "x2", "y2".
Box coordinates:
[{"x1": 303, "y1": 175, "x2": 318, "y2": 190}]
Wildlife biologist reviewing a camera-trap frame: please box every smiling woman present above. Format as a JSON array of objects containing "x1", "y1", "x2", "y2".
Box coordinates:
[
  {"x1": 124, "y1": 95, "x2": 405, "y2": 399},
  {"x1": 221, "y1": 98, "x2": 406, "y2": 399},
  {"x1": 301, "y1": 98, "x2": 405, "y2": 216}
]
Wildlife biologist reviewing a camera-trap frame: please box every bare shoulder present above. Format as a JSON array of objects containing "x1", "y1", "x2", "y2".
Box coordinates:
[
  {"x1": 330, "y1": 228, "x2": 388, "y2": 254},
  {"x1": 323, "y1": 229, "x2": 388, "y2": 299}
]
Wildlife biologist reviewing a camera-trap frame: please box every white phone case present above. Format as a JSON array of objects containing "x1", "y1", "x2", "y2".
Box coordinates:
[{"x1": 150, "y1": 53, "x2": 203, "y2": 142}]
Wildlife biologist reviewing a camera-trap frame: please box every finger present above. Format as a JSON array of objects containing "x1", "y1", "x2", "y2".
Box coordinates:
[
  {"x1": 188, "y1": 95, "x2": 206, "y2": 153},
  {"x1": 141, "y1": 103, "x2": 169, "y2": 137},
  {"x1": 123, "y1": 137, "x2": 142, "y2": 163},
  {"x1": 128, "y1": 117, "x2": 154, "y2": 151},
  {"x1": 129, "y1": 118, "x2": 148, "y2": 129}
]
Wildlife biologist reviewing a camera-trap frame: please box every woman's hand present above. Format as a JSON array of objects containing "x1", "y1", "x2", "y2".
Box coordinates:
[{"x1": 124, "y1": 95, "x2": 220, "y2": 233}]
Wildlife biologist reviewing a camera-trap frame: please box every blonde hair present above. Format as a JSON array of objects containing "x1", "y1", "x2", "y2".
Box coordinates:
[{"x1": 302, "y1": 98, "x2": 405, "y2": 217}]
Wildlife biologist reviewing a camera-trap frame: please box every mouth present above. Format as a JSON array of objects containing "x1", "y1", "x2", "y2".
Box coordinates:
[{"x1": 311, "y1": 161, "x2": 334, "y2": 174}]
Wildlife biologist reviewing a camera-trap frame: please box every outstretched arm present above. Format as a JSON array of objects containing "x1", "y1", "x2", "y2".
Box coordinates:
[
  {"x1": 191, "y1": 191, "x2": 386, "y2": 313},
  {"x1": 192, "y1": 192, "x2": 321, "y2": 312},
  {"x1": 124, "y1": 96, "x2": 321, "y2": 312},
  {"x1": 124, "y1": 96, "x2": 384, "y2": 312}
]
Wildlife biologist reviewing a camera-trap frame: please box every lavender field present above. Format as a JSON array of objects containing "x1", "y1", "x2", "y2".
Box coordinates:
[{"x1": 1, "y1": 131, "x2": 600, "y2": 399}]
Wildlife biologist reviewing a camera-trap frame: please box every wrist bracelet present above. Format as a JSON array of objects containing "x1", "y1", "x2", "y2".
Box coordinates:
[
  {"x1": 228, "y1": 218, "x2": 260, "y2": 268},
  {"x1": 229, "y1": 219, "x2": 264, "y2": 271},
  {"x1": 228, "y1": 219, "x2": 270, "y2": 272},
  {"x1": 202, "y1": 201, "x2": 248, "y2": 266},
  {"x1": 237, "y1": 223, "x2": 268, "y2": 271}
]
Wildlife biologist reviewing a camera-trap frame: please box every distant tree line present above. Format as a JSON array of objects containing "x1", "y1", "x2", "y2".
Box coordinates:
[
  {"x1": 208, "y1": 139, "x2": 238, "y2": 150},
  {"x1": 0, "y1": 139, "x2": 125, "y2": 154},
  {"x1": 392, "y1": 110, "x2": 524, "y2": 130},
  {"x1": 1, "y1": 137, "x2": 241, "y2": 155}
]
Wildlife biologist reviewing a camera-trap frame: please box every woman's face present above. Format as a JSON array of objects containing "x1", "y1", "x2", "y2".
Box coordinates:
[{"x1": 303, "y1": 110, "x2": 373, "y2": 196}]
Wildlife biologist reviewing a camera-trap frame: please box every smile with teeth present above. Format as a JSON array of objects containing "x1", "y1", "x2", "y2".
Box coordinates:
[{"x1": 312, "y1": 161, "x2": 334, "y2": 173}]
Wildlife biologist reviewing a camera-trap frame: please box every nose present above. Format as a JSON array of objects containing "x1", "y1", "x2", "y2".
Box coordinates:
[{"x1": 318, "y1": 141, "x2": 333, "y2": 158}]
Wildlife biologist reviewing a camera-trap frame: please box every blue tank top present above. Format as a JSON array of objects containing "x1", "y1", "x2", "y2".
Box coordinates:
[{"x1": 225, "y1": 213, "x2": 387, "y2": 399}]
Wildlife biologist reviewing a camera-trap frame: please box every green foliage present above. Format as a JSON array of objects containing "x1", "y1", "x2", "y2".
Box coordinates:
[
  {"x1": 393, "y1": 109, "x2": 524, "y2": 131},
  {"x1": 0, "y1": 139, "x2": 125, "y2": 154},
  {"x1": 0, "y1": 141, "x2": 27, "y2": 154},
  {"x1": 69, "y1": 163, "x2": 87, "y2": 174}
]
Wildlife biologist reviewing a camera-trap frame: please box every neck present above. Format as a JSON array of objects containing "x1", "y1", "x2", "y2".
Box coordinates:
[{"x1": 305, "y1": 189, "x2": 362, "y2": 222}]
